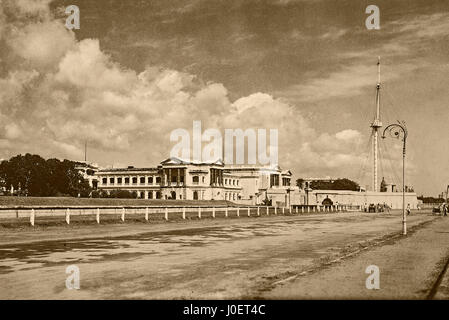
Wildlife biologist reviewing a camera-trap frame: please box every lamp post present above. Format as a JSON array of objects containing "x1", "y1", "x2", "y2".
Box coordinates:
[{"x1": 382, "y1": 121, "x2": 408, "y2": 235}]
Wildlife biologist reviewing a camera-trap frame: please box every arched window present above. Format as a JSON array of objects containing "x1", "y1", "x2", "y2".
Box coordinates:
[
  {"x1": 192, "y1": 176, "x2": 199, "y2": 184},
  {"x1": 156, "y1": 191, "x2": 161, "y2": 199},
  {"x1": 193, "y1": 191, "x2": 199, "y2": 200},
  {"x1": 170, "y1": 191, "x2": 176, "y2": 200}
]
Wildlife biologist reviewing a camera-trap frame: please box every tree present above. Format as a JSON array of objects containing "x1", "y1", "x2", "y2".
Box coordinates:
[
  {"x1": 0, "y1": 153, "x2": 92, "y2": 197},
  {"x1": 296, "y1": 178, "x2": 360, "y2": 191}
]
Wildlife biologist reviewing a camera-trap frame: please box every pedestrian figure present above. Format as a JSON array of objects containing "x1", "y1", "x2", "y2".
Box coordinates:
[
  {"x1": 406, "y1": 204, "x2": 411, "y2": 216},
  {"x1": 443, "y1": 203, "x2": 448, "y2": 217}
]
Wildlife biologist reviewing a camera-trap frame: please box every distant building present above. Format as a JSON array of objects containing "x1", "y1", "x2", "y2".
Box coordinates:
[{"x1": 89, "y1": 157, "x2": 295, "y2": 206}]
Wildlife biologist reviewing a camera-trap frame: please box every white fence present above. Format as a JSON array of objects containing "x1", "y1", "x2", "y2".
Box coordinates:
[{"x1": 0, "y1": 204, "x2": 351, "y2": 227}]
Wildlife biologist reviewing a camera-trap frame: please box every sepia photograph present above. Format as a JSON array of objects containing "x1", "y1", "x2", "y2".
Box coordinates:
[{"x1": 0, "y1": 0, "x2": 449, "y2": 310}]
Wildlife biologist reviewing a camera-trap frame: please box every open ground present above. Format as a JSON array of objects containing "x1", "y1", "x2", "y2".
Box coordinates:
[{"x1": 0, "y1": 209, "x2": 448, "y2": 299}]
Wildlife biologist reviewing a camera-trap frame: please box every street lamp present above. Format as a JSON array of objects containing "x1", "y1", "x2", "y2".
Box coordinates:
[{"x1": 382, "y1": 121, "x2": 408, "y2": 235}]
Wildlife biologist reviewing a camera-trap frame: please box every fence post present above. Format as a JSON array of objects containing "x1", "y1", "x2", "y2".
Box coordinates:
[
  {"x1": 145, "y1": 207, "x2": 149, "y2": 221},
  {"x1": 257, "y1": 207, "x2": 260, "y2": 216},
  {"x1": 302, "y1": 206, "x2": 304, "y2": 213},
  {"x1": 121, "y1": 207, "x2": 125, "y2": 221},
  {"x1": 66, "y1": 208, "x2": 70, "y2": 225},
  {"x1": 313, "y1": 206, "x2": 316, "y2": 213},
  {"x1": 282, "y1": 207, "x2": 285, "y2": 215},
  {"x1": 274, "y1": 207, "x2": 277, "y2": 215},
  {"x1": 237, "y1": 207, "x2": 240, "y2": 217},
  {"x1": 212, "y1": 207, "x2": 216, "y2": 218},
  {"x1": 289, "y1": 206, "x2": 292, "y2": 214},
  {"x1": 182, "y1": 207, "x2": 186, "y2": 220},
  {"x1": 165, "y1": 207, "x2": 169, "y2": 221},
  {"x1": 96, "y1": 208, "x2": 100, "y2": 224},
  {"x1": 30, "y1": 209, "x2": 35, "y2": 226},
  {"x1": 307, "y1": 206, "x2": 310, "y2": 213},
  {"x1": 266, "y1": 206, "x2": 269, "y2": 215},
  {"x1": 296, "y1": 206, "x2": 298, "y2": 214},
  {"x1": 225, "y1": 207, "x2": 228, "y2": 218},
  {"x1": 247, "y1": 207, "x2": 250, "y2": 217},
  {"x1": 198, "y1": 207, "x2": 201, "y2": 219}
]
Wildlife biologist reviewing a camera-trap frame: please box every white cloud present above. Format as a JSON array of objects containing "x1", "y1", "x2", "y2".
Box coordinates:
[{"x1": 0, "y1": 0, "x2": 367, "y2": 182}]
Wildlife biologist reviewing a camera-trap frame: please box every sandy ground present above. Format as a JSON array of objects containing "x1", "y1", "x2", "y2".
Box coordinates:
[
  {"x1": 263, "y1": 215, "x2": 449, "y2": 299},
  {"x1": 0, "y1": 210, "x2": 445, "y2": 299}
]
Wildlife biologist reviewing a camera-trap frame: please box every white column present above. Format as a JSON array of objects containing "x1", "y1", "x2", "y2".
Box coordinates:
[
  {"x1": 30, "y1": 209, "x2": 35, "y2": 226},
  {"x1": 257, "y1": 207, "x2": 260, "y2": 216},
  {"x1": 266, "y1": 206, "x2": 269, "y2": 215},
  {"x1": 225, "y1": 207, "x2": 228, "y2": 218},
  {"x1": 165, "y1": 207, "x2": 169, "y2": 221},
  {"x1": 145, "y1": 207, "x2": 149, "y2": 221},
  {"x1": 212, "y1": 207, "x2": 216, "y2": 218},
  {"x1": 247, "y1": 207, "x2": 250, "y2": 217},
  {"x1": 198, "y1": 207, "x2": 201, "y2": 219},
  {"x1": 274, "y1": 207, "x2": 277, "y2": 215},
  {"x1": 282, "y1": 207, "x2": 285, "y2": 215},
  {"x1": 66, "y1": 208, "x2": 70, "y2": 225},
  {"x1": 182, "y1": 207, "x2": 186, "y2": 219},
  {"x1": 96, "y1": 208, "x2": 100, "y2": 224},
  {"x1": 121, "y1": 208, "x2": 125, "y2": 221},
  {"x1": 237, "y1": 207, "x2": 240, "y2": 217}
]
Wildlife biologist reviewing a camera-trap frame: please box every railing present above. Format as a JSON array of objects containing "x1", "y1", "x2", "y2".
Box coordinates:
[{"x1": 0, "y1": 204, "x2": 353, "y2": 227}]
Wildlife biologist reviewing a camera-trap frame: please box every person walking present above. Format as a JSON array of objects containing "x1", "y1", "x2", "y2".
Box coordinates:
[
  {"x1": 406, "y1": 204, "x2": 411, "y2": 216},
  {"x1": 443, "y1": 203, "x2": 448, "y2": 217}
]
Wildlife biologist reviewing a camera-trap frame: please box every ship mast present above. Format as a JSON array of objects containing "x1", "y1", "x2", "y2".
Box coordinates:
[{"x1": 370, "y1": 57, "x2": 382, "y2": 192}]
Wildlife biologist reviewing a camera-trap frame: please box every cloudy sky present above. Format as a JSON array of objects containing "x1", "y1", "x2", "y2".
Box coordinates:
[{"x1": 0, "y1": 0, "x2": 448, "y2": 195}]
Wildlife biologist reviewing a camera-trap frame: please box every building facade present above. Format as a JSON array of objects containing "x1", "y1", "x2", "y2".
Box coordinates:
[{"x1": 92, "y1": 157, "x2": 294, "y2": 206}]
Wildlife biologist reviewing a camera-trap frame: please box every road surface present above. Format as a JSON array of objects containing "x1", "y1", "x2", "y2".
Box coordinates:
[{"x1": 0, "y1": 210, "x2": 447, "y2": 299}]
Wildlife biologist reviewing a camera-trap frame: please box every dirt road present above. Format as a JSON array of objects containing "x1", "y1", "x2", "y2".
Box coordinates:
[{"x1": 0, "y1": 211, "x2": 445, "y2": 299}]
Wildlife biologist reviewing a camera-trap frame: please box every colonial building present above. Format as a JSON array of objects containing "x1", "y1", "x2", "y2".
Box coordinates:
[{"x1": 91, "y1": 157, "x2": 295, "y2": 206}]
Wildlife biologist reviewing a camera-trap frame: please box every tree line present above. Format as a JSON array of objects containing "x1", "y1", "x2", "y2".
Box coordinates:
[
  {"x1": 0, "y1": 154, "x2": 92, "y2": 197},
  {"x1": 296, "y1": 178, "x2": 360, "y2": 191}
]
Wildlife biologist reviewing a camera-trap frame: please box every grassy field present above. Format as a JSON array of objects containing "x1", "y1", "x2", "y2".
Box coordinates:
[{"x1": 0, "y1": 196, "x2": 234, "y2": 208}]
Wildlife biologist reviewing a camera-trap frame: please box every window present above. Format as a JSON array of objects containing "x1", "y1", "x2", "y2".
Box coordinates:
[
  {"x1": 102, "y1": 178, "x2": 107, "y2": 184},
  {"x1": 148, "y1": 176, "x2": 153, "y2": 184},
  {"x1": 192, "y1": 176, "x2": 199, "y2": 184},
  {"x1": 193, "y1": 191, "x2": 199, "y2": 200},
  {"x1": 125, "y1": 177, "x2": 130, "y2": 184},
  {"x1": 132, "y1": 177, "x2": 137, "y2": 184},
  {"x1": 171, "y1": 175, "x2": 177, "y2": 183},
  {"x1": 109, "y1": 177, "x2": 115, "y2": 184},
  {"x1": 148, "y1": 191, "x2": 153, "y2": 199},
  {"x1": 156, "y1": 177, "x2": 161, "y2": 184},
  {"x1": 156, "y1": 191, "x2": 161, "y2": 199},
  {"x1": 140, "y1": 177, "x2": 145, "y2": 184},
  {"x1": 117, "y1": 177, "x2": 122, "y2": 184},
  {"x1": 202, "y1": 177, "x2": 205, "y2": 183}
]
